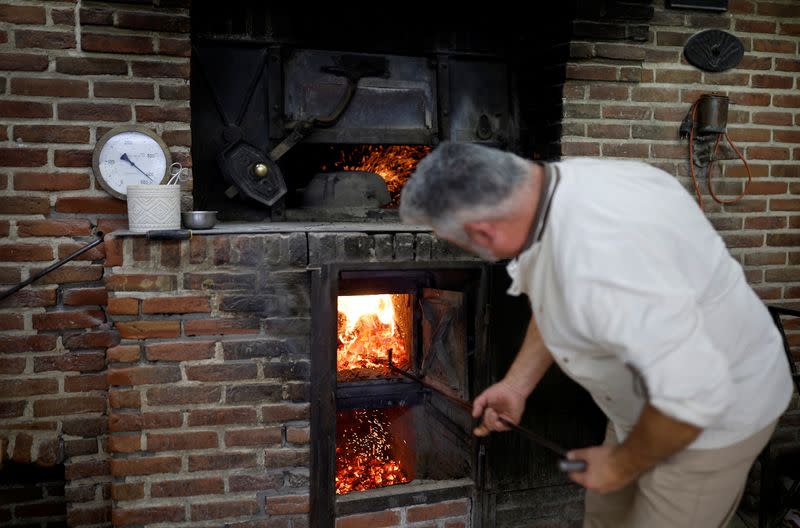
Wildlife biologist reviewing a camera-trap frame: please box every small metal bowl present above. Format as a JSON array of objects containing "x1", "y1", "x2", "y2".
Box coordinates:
[{"x1": 182, "y1": 211, "x2": 218, "y2": 230}]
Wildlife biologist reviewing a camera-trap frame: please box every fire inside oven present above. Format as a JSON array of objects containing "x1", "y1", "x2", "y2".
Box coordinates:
[{"x1": 334, "y1": 283, "x2": 473, "y2": 496}]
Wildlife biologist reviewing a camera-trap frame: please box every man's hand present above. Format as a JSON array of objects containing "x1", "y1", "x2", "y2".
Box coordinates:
[
  {"x1": 472, "y1": 380, "x2": 528, "y2": 436},
  {"x1": 564, "y1": 445, "x2": 638, "y2": 494}
]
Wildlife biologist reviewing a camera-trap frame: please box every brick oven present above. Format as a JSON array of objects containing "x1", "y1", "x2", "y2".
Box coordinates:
[{"x1": 2, "y1": 1, "x2": 800, "y2": 528}]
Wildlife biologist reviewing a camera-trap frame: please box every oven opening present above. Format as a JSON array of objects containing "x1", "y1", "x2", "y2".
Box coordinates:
[{"x1": 335, "y1": 406, "x2": 416, "y2": 495}]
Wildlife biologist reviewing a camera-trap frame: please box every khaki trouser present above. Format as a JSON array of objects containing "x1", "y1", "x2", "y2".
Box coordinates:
[{"x1": 583, "y1": 420, "x2": 777, "y2": 528}]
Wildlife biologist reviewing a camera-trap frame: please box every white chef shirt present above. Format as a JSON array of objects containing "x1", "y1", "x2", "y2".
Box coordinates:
[{"x1": 506, "y1": 157, "x2": 792, "y2": 449}]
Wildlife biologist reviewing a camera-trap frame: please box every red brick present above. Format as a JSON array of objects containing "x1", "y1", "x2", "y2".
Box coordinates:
[
  {"x1": 65, "y1": 372, "x2": 108, "y2": 392},
  {"x1": 54, "y1": 149, "x2": 93, "y2": 167},
  {"x1": 0, "y1": 185, "x2": 20, "y2": 203},
  {"x1": 143, "y1": 411, "x2": 182, "y2": 429},
  {"x1": 747, "y1": 147, "x2": 790, "y2": 160},
  {"x1": 728, "y1": 92, "x2": 771, "y2": 107},
  {"x1": 135, "y1": 105, "x2": 191, "y2": 123},
  {"x1": 55, "y1": 196, "x2": 126, "y2": 214},
  {"x1": 79, "y1": 7, "x2": 113, "y2": 25},
  {"x1": 754, "y1": 39, "x2": 795, "y2": 54},
  {"x1": 187, "y1": 408, "x2": 256, "y2": 427},
  {"x1": 0, "y1": 378, "x2": 57, "y2": 397},
  {"x1": 30, "y1": 264, "x2": 103, "y2": 285},
  {"x1": 58, "y1": 102, "x2": 132, "y2": 122},
  {"x1": 132, "y1": 61, "x2": 190, "y2": 79},
  {"x1": 147, "y1": 431, "x2": 218, "y2": 451},
  {"x1": 15, "y1": 29, "x2": 75, "y2": 49},
  {"x1": 0, "y1": 356, "x2": 25, "y2": 374},
  {"x1": 51, "y1": 9, "x2": 75, "y2": 26},
  {"x1": 224, "y1": 427, "x2": 281, "y2": 447},
  {"x1": 776, "y1": 59, "x2": 800, "y2": 73},
  {"x1": 735, "y1": 19, "x2": 776, "y2": 33},
  {"x1": 723, "y1": 234, "x2": 764, "y2": 248},
  {"x1": 407, "y1": 500, "x2": 469, "y2": 523},
  {"x1": 738, "y1": 55, "x2": 772, "y2": 70},
  {"x1": 33, "y1": 396, "x2": 105, "y2": 417},
  {"x1": 13, "y1": 126, "x2": 90, "y2": 145},
  {"x1": 262, "y1": 403, "x2": 310, "y2": 423},
  {"x1": 0, "y1": 100, "x2": 51, "y2": 118},
  {"x1": 758, "y1": 1, "x2": 800, "y2": 17},
  {"x1": 10, "y1": 77, "x2": 87, "y2": 98},
  {"x1": 111, "y1": 482, "x2": 144, "y2": 502},
  {"x1": 151, "y1": 477, "x2": 224, "y2": 498},
  {"x1": 0, "y1": 400, "x2": 26, "y2": 419},
  {"x1": 62, "y1": 416, "x2": 106, "y2": 437},
  {"x1": 772, "y1": 165, "x2": 800, "y2": 178},
  {"x1": 336, "y1": 511, "x2": 399, "y2": 528},
  {"x1": 655, "y1": 69, "x2": 702, "y2": 84},
  {"x1": 14, "y1": 172, "x2": 90, "y2": 192},
  {"x1": 602, "y1": 144, "x2": 649, "y2": 158},
  {"x1": 105, "y1": 274, "x2": 177, "y2": 291},
  {"x1": 0, "y1": 146, "x2": 48, "y2": 168},
  {"x1": 586, "y1": 124, "x2": 628, "y2": 139},
  {"x1": 63, "y1": 287, "x2": 108, "y2": 306},
  {"x1": 162, "y1": 129, "x2": 191, "y2": 147},
  {"x1": 722, "y1": 127, "x2": 770, "y2": 143},
  {"x1": 142, "y1": 296, "x2": 210, "y2": 314},
  {"x1": 286, "y1": 427, "x2": 309, "y2": 444},
  {"x1": 116, "y1": 320, "x2": 180, "y2": 339},
  {"x1": 63, "y1": 330, "x2": 120, "y2": 350},
  {"x1": 752, "y1": 75, "x2": 793, "y2": 90},
  {"x1": 110, "y1": 456, "x2": 181, "y2": 477},
  {"x1": 184, "y1": 319, "x2": 260, "y2": 336},
  {"x1": 159, "y1": 37, "x2": 191, "y2": 57},
  {"x1": 34, "y1": 351, "x2": 105, "y2": 372},
  {"x1": 767, "y1": 234, "x2": 800, "y2": 247},
  {"x1": 229, "y1": 474, "x2": 283, "y2": 493},
  {"x1": 188, "y1": 453, "x2": 257, "y2": 472},
  {"x1": 146, "y1": 341, "x2": 215, "y2": 361},
  {"x1": 94, "y1": 81, "x2": 154, "y2": 100},
  {"x1": 0, "y1": 4, "x2": 45, "y2": 24},
  {"x1": 159, "y1": 84, "x2": 190, "y2": 100},
  {"x1": 565, "y1": 63, "x2": 617, "y2": 82},
  {"x1": 0, "y1": 52, "x2": 48, "y2": 71},
  {"x1": 108, "y1": 434, "x2": 141, "y2": 454},
  {"x1": 56, "y1": 57, "x2": 128, "y2": 76},
  {"x1": 117, "y1": 12, "x2": 190, "y2": 32},
  {"x1": 747, "y1": 182, "x2": 788, "y2": 195},
  {"x1": 81, "y1": 33, "x2": 154, "y2": 55},
  {"x1": 1, "y1": 243, "x2": 53, "y2": 261},
  {"x1": 264, "y1": 448, "x2": 308, "y2": 468},
  {"x1": 775, "y1": 130, "x2": 800, "y2": 144},
  {"x1": 98, "y1": 218, "x2": 128, "y2": 234},
  {"x1": 107, "y1": 297, "x2": 139, "y2": 316},
  {"x1": 703, "y1": 72, "x2": 750, "y2": 86},
  {"x1": 782, "y1": 202, "x2": 800, "y2": 217},
  {"x1": 0, "y1": 313, "x2": 23, "y2": 331},
  {"x1": 0, "y1": 287, "x2": 56, "y2": 309},
  {"x1": 265, "y1": 495, "x2": 309, "y2": 515},
  {"x1": 108, "y1": 365, "x2": 181, "y2": 386},
  {"x1": 185, "y1": 364, "x2": 258, "y2": 382},
  {"x1": 754, "y1": 112, "x2": 794, "y2": 126},
  {"x1": 601, "y1": 105, "x2": 650, "y2": 120},
  {"x1": 191, "y1": 500, "x2": 259, "y2": 521},
  {"x1": 147, "y1": 385, "x2": 222, "y2": 406},
  {"x1": 112, "y1": 505, "x2": 184, "y2": 526},
  {"x1": 109, "y1": 389, "x2": 141, "y2": 409}
]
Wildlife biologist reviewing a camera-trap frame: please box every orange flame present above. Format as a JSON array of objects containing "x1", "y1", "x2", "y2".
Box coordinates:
[
  {"x1": 337, "y1": 294, "x2": 410, "y2": 380},
  {"x1": 333, "y1": 145, "x2": 431, "y2": 207},
  {"x1": 335, "y1": 409, "x2": 410, "y2": 495}
]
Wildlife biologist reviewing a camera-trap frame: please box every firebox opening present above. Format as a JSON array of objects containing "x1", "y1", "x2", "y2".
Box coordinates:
[
  {"x1": 335, "y1": 407, "x2": 416, "y2": 495},
  {"x1": 337, "y1": 293, "x2": 413, "y2": 382}
]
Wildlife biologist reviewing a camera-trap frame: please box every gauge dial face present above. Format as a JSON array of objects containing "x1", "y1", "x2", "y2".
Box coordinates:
[{"x1": 97, "y1": 131, "x2": 168, "y2": 196}]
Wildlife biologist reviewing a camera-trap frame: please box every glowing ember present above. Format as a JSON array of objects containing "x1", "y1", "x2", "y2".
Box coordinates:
[
  {"x1": 332, "y1": 145, "x2": 431, "y2": 207},
  {"x1": 337, "y1": 294, "x2": 410, "y2": 379},
  {"x1": 336, "y1": 409, "x2": 410, "y2": 494}
]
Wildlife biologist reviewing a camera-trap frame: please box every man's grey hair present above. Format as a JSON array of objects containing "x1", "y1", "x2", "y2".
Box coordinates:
[{"x1": 400, "y1": 141, "x2": 532, "y2": 242}]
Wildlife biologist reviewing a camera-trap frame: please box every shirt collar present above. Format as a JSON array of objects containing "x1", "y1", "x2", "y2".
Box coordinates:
[{"x1": 517, "y1": 162, "x2": 560, "y2": 256}]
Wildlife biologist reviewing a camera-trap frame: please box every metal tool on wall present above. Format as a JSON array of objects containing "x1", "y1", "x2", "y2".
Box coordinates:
[
  {"x1": 0, "y1": 233, "x2": 105, "y2": 302},
  {"x1": 387, "y1": 350, "x2": 587, "y2": 473},
  {"x1": 679, "y1": 94, "x2": 752, "y2": 208}
]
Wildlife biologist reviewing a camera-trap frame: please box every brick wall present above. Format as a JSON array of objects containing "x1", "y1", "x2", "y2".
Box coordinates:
[
  {"x1": 0, "y1": 0, "x2": 190, "y2": 526},
  {"x1": 562, "y1": 0, "x2": 800, "y2": 305},
  {"x1": 336, "y1": 499, "x2": 470, "y2": 528},
  {"x1": 101, "y1": 231, "x2": 472, "y2": 528}
]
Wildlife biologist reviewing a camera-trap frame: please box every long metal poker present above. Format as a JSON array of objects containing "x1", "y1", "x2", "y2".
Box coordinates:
[{"x1": 387, "y1": 350, "x2": 586, "y2": 472}]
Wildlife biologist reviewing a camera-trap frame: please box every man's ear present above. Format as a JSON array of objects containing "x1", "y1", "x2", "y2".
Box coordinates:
[{"x1": 464, "y1": 221, "x2": 495, "y2": 247}]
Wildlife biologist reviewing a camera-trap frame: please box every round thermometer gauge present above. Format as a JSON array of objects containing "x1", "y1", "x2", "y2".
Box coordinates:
[{"x1": 92, "y1": 126, "x2": 172, "y2": 200}]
